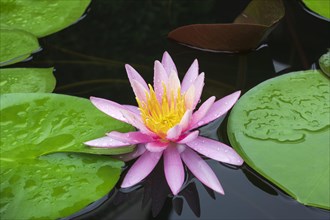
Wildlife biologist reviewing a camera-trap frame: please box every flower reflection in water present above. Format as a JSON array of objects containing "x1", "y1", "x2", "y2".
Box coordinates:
[{"x1": 114, "y1": 161, "x2": 203, "y2": 218}]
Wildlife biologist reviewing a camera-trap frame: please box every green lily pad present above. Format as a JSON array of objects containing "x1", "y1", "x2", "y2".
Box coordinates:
[
  {"x1": 0, "y1": 29, "x2": 39, "y2": 66},
  {"x1": 319, "y1": 50, "x2": 330, "y2": 77},
  {"x1": 227, "y1": 70, "x2": 330, "y2": 209},
  {"x1": 302, "y1": 0, "x2": 330, "y2": 19},
  {"x1": 1, "y1": 152, "x2": 123, "y2": 219},
  {"x1": 0, "y1": 68, "x2": 56, "y2": 94},
  {"x1": 0, "y1": 0, "x2": 91, "y2": 37},
  {"x1": 0, "y1": 93, "x2": 134, "y2": 156},
  {"x1": 0, "y1": 93, "x2": 135, "y2": 219}
]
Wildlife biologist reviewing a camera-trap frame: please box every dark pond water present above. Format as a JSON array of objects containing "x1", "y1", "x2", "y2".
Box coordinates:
[{"x1": 17, "y1": 0, "x2": 330, "y2": 219}]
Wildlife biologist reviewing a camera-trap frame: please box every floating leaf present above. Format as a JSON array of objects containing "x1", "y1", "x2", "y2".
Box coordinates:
[
  {"x1": 227, "y1": 70, "x2": 330, "y2": 209},
  {"x1": 168, "y1": 0, "x2": 284, "y2": 52},
  {"x1": 319, "y1": 50, "x2": 330, "y2": 76},
  {"x1": 1, "y1": 152, "x2": 123, "y2": 219},
  {"x1": 0, "y1": 93, "x2": 134, "y2": 156},
  {"x1": 0, "y1": 68, "x2": 56, "y2": 94},
  {"x1": 0, "y1": 93, "x2": 135, "y2": 219},
  {"x1": 0, "y1": 0, "x2": 91, "y2": 37},
  {"x1": 0, "y1": 29, "x2": 39, "y2": 66},
  {"x1": 302, "y1": 0, "x2": 330, "y2": 19}
]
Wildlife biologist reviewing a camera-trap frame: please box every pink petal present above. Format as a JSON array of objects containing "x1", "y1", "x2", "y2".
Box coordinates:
[
  {"x1": 179, "y1": 109, "x2": 192, "y2": 132},
  {"x1": 164, "y1": 145, "x2": 185, "y2": 195},
  {"x1": 90, "y1": 97, "x2": 138, "y2": 124},
  {"x1": 131, "y1": 79, "x2": 148, "y2": 103},
  {"x1": 190, "y1": 96, "x2": 216, "y2": 129},
  {"x1": 107, "y1": 131, "x2": 154, "y2": 144},
  {"x1": 186, "y1": 136, "x2": 243, "y2": 166},
  {"x1": 121, "y1": 151, "x2": 162, "y2": 188},
  {"x1": 161, "y1": 51, "x2": 178, "y2": 76},
  {"x1": 153, "y1": 61, "x2": 168, "y2": 101},
  {"x1": 112, "y1": 144, "x2": 146, "y2": 162},
  {"x1": 193, "y1": 91, "x2": 241, "y2": 128},
  {"x1": 84, "y1": 136, "x2": 129, "y2": 148},
  {"x1": 181, "y1": 147, "x2": 224, "y2": 194},
  {"x1": 123, "y1": 105, "x2": 140, "y2": 115},
  {"x1": 90, "y1": 97, "x2": 154, "y2": 136},
  {"x1": 176, "y1": 144, "x2": 187, "y2": 153},
  {"x1": 166, "y1": 124, "x2": 183, "y2": 141},
  {"x1": 181, "y1": 59, "x2": 198, "y2": 93},
  {"x1": 177, "y1": 131, "x2": 199, "y2": 144},
  {"x1": 184, "y1": 85, "x2": 195, "y2": 110},
  {"x1": 191, "y1": 72, "x2": 205, "y2": 109},
  {"x1": 125, "y1": 64, "x2": 148, "y2": 90},
  {"x1": 167, "y1": 71, "x2": 181, "y2": 100},
  {"x1": 122, "y1": 111, "x2": 157, "y2": 137},
  {"x1": 145, "y1": 141, "x2": 168, "y2": 152}
]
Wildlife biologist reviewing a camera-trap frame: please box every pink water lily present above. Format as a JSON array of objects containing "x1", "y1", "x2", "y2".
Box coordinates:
[{"x1": 85, "y1": 52, "x2": 243, "y2": 195}]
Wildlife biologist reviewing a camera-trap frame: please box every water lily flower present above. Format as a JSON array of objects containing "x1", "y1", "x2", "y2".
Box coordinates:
[{"x1": 85, "y1": 52, "x2": 243, "y2": 195}]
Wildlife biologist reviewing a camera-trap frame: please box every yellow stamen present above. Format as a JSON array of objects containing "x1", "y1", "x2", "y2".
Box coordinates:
[{"x1": 137, "y1": 84, "x2": 186, "y2": 139}]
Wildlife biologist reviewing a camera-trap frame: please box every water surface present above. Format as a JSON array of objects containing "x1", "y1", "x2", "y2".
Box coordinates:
[{"x1": 18, "y1": 0, "x2": 330, "y2": 219}]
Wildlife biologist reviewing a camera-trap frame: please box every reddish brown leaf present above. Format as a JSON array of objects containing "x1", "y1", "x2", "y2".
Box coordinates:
[{"x1": 168, "y1": 0, "x2": 285, "y2": 52}]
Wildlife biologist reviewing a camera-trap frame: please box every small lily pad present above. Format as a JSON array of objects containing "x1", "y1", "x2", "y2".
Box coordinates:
[
  {"x1": 302, "y1": 0, "x2": 330, "y2": 19},
  {"x1": 227, "y1": 70, "x2": 330, "y2": 209},
  {"x1": 0, "y1": 68, "x2": 56, "y2": 94},
  {"x1": 0, "y1": 29, "x2": 39, "y2": 66},
  {"x1": 0, "y1": 0, "x2": 91, "y2": 37}
]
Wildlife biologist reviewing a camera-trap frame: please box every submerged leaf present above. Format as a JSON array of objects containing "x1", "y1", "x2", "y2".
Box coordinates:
[
  {"x1": 0, "y1": 0, "x2": 91, "y2": 37},
  {"x1": 0, "y1": 68, "x2": 56, "y2": 94},
  {"x1": 168, "y1": 0, "x2": 284, "y2": 52},
  {"x1": 0, "y1": 29, "x2": 39, "y2": 66},
  {"x1": 227, "y1": 70, "x2": 330, "y2": 209},
  {"x1": 233, "y1": 0, "x2": 284, "y2": 25}
]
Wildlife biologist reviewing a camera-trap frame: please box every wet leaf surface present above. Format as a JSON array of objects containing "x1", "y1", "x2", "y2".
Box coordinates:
[
  {"x1": 0, "y1": 68, "x2": 56, "y2": 94},
  {"x1": 0, "y1": 29, "x2": 39, "y2": 66},
  {"x1": 0, "y1": 93, "x2": 135, "y2": 219},
  {"x1": 0, "y1": 0, "x2": 91, "y2": 37},
  {"x1": 227, "y1": 70, "x2": 330, "y2": 209},
  {"x1": 0, "y1": 93, "x2": 134, "y2": 156},
  {"x1": 168, "y1": 0, "x2": 285, "y2": 52},
  {"x1": 319, "y1": 50, "x2": 330, "y2": 76},
  {"x1": 1, "y1": 152, "x2": 123, "y2": 219}
]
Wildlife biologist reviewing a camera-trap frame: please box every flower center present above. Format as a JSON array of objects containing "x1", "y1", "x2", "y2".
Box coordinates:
[{"x1": 137, "y1": 84, "x2": 186, "y2": 139}]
